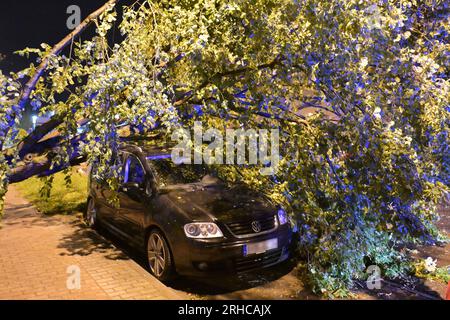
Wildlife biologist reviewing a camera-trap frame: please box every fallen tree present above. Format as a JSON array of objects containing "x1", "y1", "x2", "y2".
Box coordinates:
[{"x1": 1, "y1": 0, "x2": 449, "y2": 296}]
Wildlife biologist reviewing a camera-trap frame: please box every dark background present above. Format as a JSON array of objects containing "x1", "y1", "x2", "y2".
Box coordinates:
[{"x1": 0, "y1": 0, "x2": 116, "y2": 72}]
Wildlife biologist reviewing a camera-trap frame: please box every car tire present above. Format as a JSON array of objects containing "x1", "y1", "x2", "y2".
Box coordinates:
[
  {"x1": 85, "y1": 198, "x2": 99, "y2": 229},
  {"x1": 146, "y1": 229, "x2": 175, "y2": 282}
]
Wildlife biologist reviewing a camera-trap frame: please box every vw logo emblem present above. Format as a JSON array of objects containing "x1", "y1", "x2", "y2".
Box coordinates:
[{"x1": 251, "y1": 221, "x2": 262, "y2": 233}]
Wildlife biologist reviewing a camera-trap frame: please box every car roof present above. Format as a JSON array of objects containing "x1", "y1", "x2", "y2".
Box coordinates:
[{"x1": 119, "y1": 139, "x2": 174, "y2": 157}]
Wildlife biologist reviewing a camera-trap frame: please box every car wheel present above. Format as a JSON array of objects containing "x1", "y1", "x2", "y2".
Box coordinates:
[
  {"x1": 147, "y1": 230, "x2": 175, "y2": 282},
  {"x1": 85, "y1": 198, "x2": 99, "y2": 229}
]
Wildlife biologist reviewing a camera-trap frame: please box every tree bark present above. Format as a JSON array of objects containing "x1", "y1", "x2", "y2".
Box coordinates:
[{"x1": 8, "y1": 134, "x2": 87, "y2": 184}]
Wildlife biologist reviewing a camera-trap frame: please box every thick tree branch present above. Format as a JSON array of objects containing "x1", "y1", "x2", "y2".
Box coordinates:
[
  {"x1": 17, "y1": 115, "x2": 65, "y2": 156},
  {"x1": 8, "y1": 134, "x2": 87, "y2": 183}
]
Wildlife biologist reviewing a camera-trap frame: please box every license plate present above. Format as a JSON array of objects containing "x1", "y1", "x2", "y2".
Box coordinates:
[{"x1": 243, "y1": 238, "x2": 278, "y2": 256}]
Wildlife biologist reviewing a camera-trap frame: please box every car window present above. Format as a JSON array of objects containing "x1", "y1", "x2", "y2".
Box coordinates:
[
  {"x1": 147, "y1": 155, "x2": 210, "y2": 186},
  {"x1": 124, "y1": 155, "x2": 146, "y2": 186},
  {"x1": 91, "y1": 153, "x2": 121, "y2": 185}
]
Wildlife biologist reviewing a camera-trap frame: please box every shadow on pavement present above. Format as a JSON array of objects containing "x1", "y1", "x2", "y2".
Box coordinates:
[{"x1": 57, "y1": 219, "x2": 130, "y2": 260}]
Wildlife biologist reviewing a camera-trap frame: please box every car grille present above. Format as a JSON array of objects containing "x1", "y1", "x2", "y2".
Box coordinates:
[
  {"x1": 235, "y1": 248, "x2": 283, "y2": 273},
  {"x1": 225, "y1": 215, "x2": 277, "y2": 237}
]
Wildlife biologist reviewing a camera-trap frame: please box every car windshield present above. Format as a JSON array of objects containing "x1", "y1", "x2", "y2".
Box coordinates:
[{"x1": 146, "y1": 154, "x2": 210, "y2": 186}]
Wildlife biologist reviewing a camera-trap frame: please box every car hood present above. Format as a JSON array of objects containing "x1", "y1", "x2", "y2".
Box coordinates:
[{"x1": 159, "y1": 182, "x2": 275, "y2": 222}]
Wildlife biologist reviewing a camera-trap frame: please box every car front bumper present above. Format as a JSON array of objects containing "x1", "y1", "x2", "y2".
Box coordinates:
[{"x1": 172, "y1": 224, "x2": 293, "y2": 276}]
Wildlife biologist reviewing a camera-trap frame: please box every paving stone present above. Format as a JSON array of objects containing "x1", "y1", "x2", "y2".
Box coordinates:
[{"x1": 0, "y1": 187, "x2": 183, "y2": 300}]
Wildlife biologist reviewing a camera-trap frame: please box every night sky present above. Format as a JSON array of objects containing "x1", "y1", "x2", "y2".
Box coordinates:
[{"x1": 0, "y1": 0, "x2": 133, "y2": 73}]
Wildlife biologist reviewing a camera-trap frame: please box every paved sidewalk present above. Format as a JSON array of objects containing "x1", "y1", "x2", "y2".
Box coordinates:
[{"x1": 0, "y1": 186, "x2": 183, "y2": 300}]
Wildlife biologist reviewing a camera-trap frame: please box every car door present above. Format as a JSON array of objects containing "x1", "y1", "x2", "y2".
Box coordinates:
[
  {"x1": 90, "y1": 162, "x2": 117, "y2": 227},
  {"x1": 117, "y1": 153, "x2": 147, "y2": 246}
]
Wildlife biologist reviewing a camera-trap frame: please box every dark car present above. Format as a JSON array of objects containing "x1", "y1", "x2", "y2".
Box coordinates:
[{"x1": 85, "y1": 143, "x2": 292, "y2": 281}]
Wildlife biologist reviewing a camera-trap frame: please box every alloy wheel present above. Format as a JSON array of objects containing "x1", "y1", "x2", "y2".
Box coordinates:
[{"x1": 147, "y1": 233, "x2": 166, "y2": 277}]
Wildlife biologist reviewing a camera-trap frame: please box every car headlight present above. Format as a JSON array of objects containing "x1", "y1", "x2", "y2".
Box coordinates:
[
  {"x1": 184, "y1": 223, "x2": 224, "y2": 239},
  {"x1": 277, "y1": 208, "x2": 288, "y2": 225}
]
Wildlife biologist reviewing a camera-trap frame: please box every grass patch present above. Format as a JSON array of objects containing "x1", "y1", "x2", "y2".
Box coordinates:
[{"x1": 15, "y1": 167, "x2": 88, "y2": 215}]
